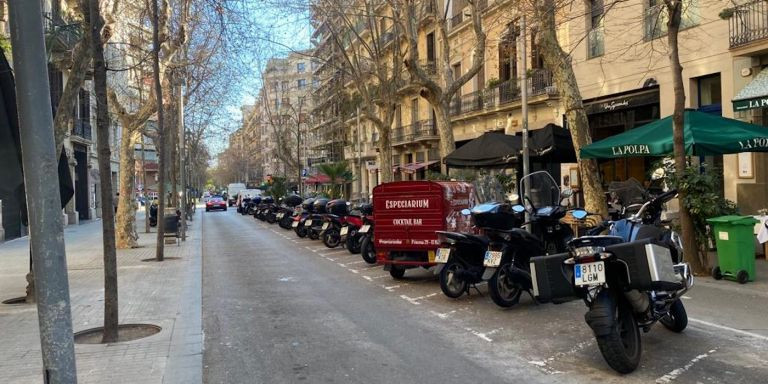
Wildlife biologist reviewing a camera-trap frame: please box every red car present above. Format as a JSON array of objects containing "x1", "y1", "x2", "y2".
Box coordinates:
[{"x1": 206, "y1": 196, "x2": 227, "y2": 212}]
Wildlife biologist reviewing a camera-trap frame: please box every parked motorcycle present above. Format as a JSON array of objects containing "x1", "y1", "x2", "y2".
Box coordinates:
[
  {"x1": 434, "y1": 176, "x2": 522, "y2": 299},
  {"x1": 293, "y1": 198, "x2": 315, "y2": 238},
  {"x1": 277, "y1": 195, "x2": 303, "y2": 230},
  {"x1": 358, "y1": 213, "x2": 376, "y2": 264},
  {"x1": 304, "y1": 198, "x2": 329, "y2": 240},
  {"x1": 531, "y1": 188, "x2": 691, "y2": 373},
  {"x1": 472, "y1": 171, "x2": 574, "y2": 307},
  {"x1": 320, "y1": 199, "x2": 349, "y2": 248},
  {"x1": 340, "y1": 203, "x2": 373, "y2": 255}
]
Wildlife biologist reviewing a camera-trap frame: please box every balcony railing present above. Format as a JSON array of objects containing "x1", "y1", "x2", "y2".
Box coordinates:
[
  {"x1": 417, "y1": 59, "x2": 438, "y2": 77},
  {"x1": 450, "y1": 69, "x2": 557, "y2": 117},
  {"x1": 393, "y1": 120, "x2": 439, "y2": 145},
  {"x1": 72, "y1": 119, "x2": 92, "y2": 141},
  {"x1": 450, "y1": 13, "x2": 464, "y2": 30},
  {"x1": 43, "y1": 12, "x2": 82, "y2": 53},
  {"x1": 728, "y1": 0, "x2": 768, "y2": 48}
]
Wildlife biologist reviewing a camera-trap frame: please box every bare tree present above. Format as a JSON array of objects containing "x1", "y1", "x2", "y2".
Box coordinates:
[
  {"x1": 394, "y1": 0, "x2": 486, "y2": 173},
  {"x1": 529, "y1": 0, "x2": 607, "y2": 216}
]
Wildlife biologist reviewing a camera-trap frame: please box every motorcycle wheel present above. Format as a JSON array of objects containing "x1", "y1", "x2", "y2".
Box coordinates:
[
  {"x1": 266, "y1": 215, "x2": 276, "y2": 224},
  {"x1": 593, "y1": 292, "x2": 642, "y2": 374},
  {"x1": 389, "y1": 266, "x2": 405, "y2": 279},
  {"x1": 295, "y1": 225, "x2": 307, "y2": 238},
  {"x1": 308, "y1": 230, "x2": 319, "y2": 240},
  {"x1": 322, "y1": 230, "x2": 340, "y2": 248},
  {"x1": 360, "y1": 235, "x2": 376, "y2": 264},
  {"x1": 346, "y1": 235, "x2": 361, "y2": 254},
  {"x1": 439, "y1": 261, "x2": 468, "y2": 298},
  {"x1": 660, "y1": 299, "x2": 688, "y2": 333},
  {"x1": 488, "y1": 263, "x2": 523, "y2": 308}
]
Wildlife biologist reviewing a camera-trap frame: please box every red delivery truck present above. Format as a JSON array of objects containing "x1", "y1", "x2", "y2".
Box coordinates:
[{"x1": 373, "y1": 181, "x2": 475, "y2": 279}]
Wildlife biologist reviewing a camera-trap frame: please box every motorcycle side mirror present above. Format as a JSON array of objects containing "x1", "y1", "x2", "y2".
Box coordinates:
[
  {"x1": 512, "y1": 204, "x2": 526, "y2": 214},
  {"x1": 572, "y1": 209, "x2": 588, "y2": 220},
  {"x1": 460, "y1": 208, "x2": 471, "y2": 216}
]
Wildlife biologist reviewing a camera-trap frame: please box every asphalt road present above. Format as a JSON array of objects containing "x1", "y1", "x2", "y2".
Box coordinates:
[{"x1": 202, "y1": 209, "x2": 768, "y2": 384}]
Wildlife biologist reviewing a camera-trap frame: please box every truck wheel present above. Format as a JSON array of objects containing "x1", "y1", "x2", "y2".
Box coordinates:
[
  {"x1": 591, "y1": 291, "x2": 642, "y2": 374},
  {"x1": 439, "y1": 261, "x2": 467, "y2": 298},
  {"x1": 389, "y1": 266, "x2": 405, "y2": 279},
  {"x1": 360, "y1": 236, "x2": 376, "y2": 264},
  {"x1": 488, "y1": 263, "x2": 522, "y2": 307},
  {"x1": 660, "y1": 299, "x2": 688, "y2": 333}
]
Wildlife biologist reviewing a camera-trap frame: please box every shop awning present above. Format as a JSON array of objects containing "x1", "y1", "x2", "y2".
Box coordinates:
[
  {"x1": 580, "y1": 109, "x2": 768, "y2": 158},
  {"x1": 517, "y1": 123, "x2": 577, "y2": 163},
  {"x1": 733, "y1": 67, "x2": 768, "y2": 111},
  {"x1": 304, "y1": 174, "x2": 331, "y2": 184},
  {"x1": 444, "y1": 132, "x2": 522, "y2": 168},
  {"x1": 401, "y1": 160, "x2": 439, "y2": 174}
]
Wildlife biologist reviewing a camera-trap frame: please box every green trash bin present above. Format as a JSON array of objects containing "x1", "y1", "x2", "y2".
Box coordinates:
[{"x1": 706, "y1": 215, "x2": 759, "y2": 284}]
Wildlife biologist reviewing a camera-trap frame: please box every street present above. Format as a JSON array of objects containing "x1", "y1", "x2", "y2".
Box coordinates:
[{"x1": 202, "y1": 209, "x2": 768, "y2": 384}]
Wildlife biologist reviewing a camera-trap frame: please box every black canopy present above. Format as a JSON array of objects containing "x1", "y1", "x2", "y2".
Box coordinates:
[
  {"x1": 518, "y1": 123, "x2": 577, "y2": 163},
  {"x1": 443, "y1": 132, "x2": 522, "y2": 168}
]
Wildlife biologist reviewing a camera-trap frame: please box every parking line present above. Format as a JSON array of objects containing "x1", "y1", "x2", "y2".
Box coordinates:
[
  {"x1": 689, "y1": 318, "x2": 768, "y2": 342},
  {"x1": 655, "y1": 349, "x2": 717, "y2": 384}
]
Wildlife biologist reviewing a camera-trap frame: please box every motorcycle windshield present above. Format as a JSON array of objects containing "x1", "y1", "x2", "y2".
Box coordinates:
[
  {"x1": 518, "y1": 171, "x2": 560, "y2": 211},
  {"x1": 472, "y1": 174, "x2": 506, "y2": 204}
]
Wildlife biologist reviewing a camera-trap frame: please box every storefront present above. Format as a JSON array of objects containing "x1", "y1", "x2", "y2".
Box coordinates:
[
  {"x1": 731, "y1": 67, "x2": 768, "y2": 213},
  {"x1": 583, "y1": 87, "x2": 661, "y2": 185}
]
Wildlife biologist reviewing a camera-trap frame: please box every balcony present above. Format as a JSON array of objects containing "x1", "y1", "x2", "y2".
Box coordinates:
[
  {"x1": 43, "y1": 12, "x2": 82, "y2": 54},
  {"x1": 450, "y1": 13, "x2": 464, "y2": 30},
  {"x1": 728, "y1": 0, "x2": 768, "y2": 49},
  {"x1": 393, "y1": 120, "x2": 439, "y2": 146},
  {"x1": 417, "y1": 59, "x2": 438, "y2": 78},
  {"x1": 72, "y1": 119, "x2": 92, "y2": 141},
  {"x1": 450, "y1": 69, "x2": 558, "y2": 117}
]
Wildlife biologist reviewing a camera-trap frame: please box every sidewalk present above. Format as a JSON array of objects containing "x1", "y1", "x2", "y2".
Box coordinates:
[{"x1": 0, "y1": 208, "x2": 202, "y2": 384}]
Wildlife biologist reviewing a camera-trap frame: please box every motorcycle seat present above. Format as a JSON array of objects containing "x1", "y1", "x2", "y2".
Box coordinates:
[{"x1": 437, "y1": 231, "x2": 489, "y2": 246}]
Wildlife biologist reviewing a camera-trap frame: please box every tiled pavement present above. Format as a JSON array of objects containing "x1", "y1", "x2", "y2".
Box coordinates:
[{"x1": 0, "y1": 208, "x2": 202, "y2": 384}]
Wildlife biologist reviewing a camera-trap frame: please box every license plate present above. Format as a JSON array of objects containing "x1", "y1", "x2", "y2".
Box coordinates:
[
  {"x1": 305, "y1": 220, "x2": 313, "y2": 226},
  {"x1": 292, "y1": 221, "x2": 299, "y2": 228},
  {"x1": 322, "y1": 222, "x2": 329, "y2": 230},
  {"x1": 340, "y1": 226, "x2": 349, "y2": 236},
  {"x1": 359, "y1": 224, "x2": 370, "y2": 233},
  {"x1": 277, "y1": 212, "x2": 284, "y2": 219},
  {"x1": 435, "y1": 248, "x2": 451, "y2": 263},
  {"x1": 483, "y1": 251, "x2": 503, "y2": 267},
  {"x1": 574, "y1": 261, "x2": 606, "y2": 286}
]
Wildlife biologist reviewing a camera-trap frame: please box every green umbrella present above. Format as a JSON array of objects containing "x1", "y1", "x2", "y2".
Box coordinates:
[{"x1": 581, "y1": 109, "x2": 768, "y2": 159}]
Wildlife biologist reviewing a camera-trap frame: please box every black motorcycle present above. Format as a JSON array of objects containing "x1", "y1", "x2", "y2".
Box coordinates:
[
  {"x1": 304, "y1": 198, "x2": 329, "y2": 240},
  {"x1": 358, "y1": 213, "x2": 376, "y2": 264},
  {"x1": 478, "y1": 171, "x2": 575, "y2": 307},
  {"x1": 531, "y1": 189, "x2": 691, "y2": 374},
  {"x1": 320, "y1": 199, "x2": 350, "y2": 248},
  {"x1": 277, "y1": 195, "x2": 303, "y2": 230},
  {"x1": 293, "y1": 198, "x2": 315, "y2": 238}
]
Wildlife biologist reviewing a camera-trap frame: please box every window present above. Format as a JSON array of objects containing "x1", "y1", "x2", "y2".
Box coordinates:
[
  {"x1": 297, "y1": 79, "x2": 307, "y2": 89},
  {"x1": 587, "y1": 0, "x2": 604, "y2": 58},
  {"x1": 312, "y1": 78, "x2": 320, "y2": 89},
  {"x1": 78, "y1": 88, "x2": 90, "y2": 121},
  {"x1": 644, "y1": 0, "x2": 699, "y2": 40},
  {"x1": 297, "y1": 62, "x2": 305, "y2": 72},
  {"x1": 529, "y1": 28, "x2": 545, "y2": 68},
  {"x1": 499, "y1": 23, "x2": 519, "y2": 82},
  {"x1": 281, "y1": 81, "x2": 289, "y2": 90}
]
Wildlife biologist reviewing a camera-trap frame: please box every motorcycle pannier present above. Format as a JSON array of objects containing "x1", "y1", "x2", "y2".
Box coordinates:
[
  {"x1": 313, "y1": 198, "x2": 330, "y2": 214},
  {"x1": 262, "y1": 196, "x2": 274, "y2": 204},
  {"x1": 327, "y1": 199, "x2": 349, "y2": 216},
  {"x1": 472, "y1": 203, "x2": 520, "y2": 231},
  {"x1": 608, "y1": 239, "x2": 683, "y2": 291},
  {"x1": 283, "y1": 194, "x2": 303, "y2": 207},
  {"x1": 530, "y1": 252, "x2": 579, "y2": 304}
]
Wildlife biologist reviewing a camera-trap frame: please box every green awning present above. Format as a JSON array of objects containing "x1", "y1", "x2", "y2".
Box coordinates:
[
  {"x1": 733, "y1": 67, "x2": 768, "y2": 111},
  {"x1": 580, "y1": 110, "x2": 768, "y2": 159}
]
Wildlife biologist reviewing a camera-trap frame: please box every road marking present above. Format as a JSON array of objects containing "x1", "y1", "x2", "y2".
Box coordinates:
[
  {"x1": 430, "y1": 309, "x2": 457, "y2": 319},
  {"x1": 383, "y1": 285, "x2": 401, "y2": 292},
  {"x1": 464, "y1": 327, "x2": 496, "y2": 342},
  {"x1": 321, "y1": 250, "x2": 348, "y2": 255},
  {"x1": 689, "y1": 318, "x2": 768, "y2": 342},
  {"x1": 681, "y1": 295, "x2": 692, "y2": 300},
  {"x1": 278, "y1": 276, "x2": 296, "y2": 282},
  {"x1": 528, "y1": 339, "x2": 594, "y2": 374},
  {"x1": 400, "y1": 292, "x2": 438, "y2": 305},
  {"x1": 655, "y1": 349, "x2": 717, "y2": 383},
  {"x1": 345, "y1": 260, "x2": 366, "y2": 265},
  {"x1": 348, "y1": 269, "x2": 359, "y2": 274}
]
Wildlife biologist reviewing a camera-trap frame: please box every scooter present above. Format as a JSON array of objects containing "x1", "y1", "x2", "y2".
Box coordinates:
[
  {"x1": 293, "y1": 198, "x2": 315, "y2": 238},
  {"x1": 340, "y1": 204, "x2": 372, "y2": 254},
  {"x1": 358, "y1": 214, "x2": 376, "y2": 264}
]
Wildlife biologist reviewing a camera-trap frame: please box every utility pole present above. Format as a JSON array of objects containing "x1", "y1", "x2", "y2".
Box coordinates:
[
  {"x1": 141, "y1": 135, "x2": 149, "y2": 233},
  {"x1": 8, "y1": 3, "x2": 78, "y2": 383},
  {"x1": 519, "y1": 16, "x2": 531, "y2": 224},
  {"x1": 178, "y1": 79, "x2": 186, "y2": 241},
  {"x1": 356, "y1": 106, "x2": 362, "y2": 201}
]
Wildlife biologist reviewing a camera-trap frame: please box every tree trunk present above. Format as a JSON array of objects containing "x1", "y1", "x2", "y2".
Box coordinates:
[
  {"x1": 89, "y1": 0, "x2": 119, "y2": 343},
  {"x1": 153, "y1": 0, "x2": 166, "y2": 261},
  {"x1": 534, "y1": 0, "x2": 607, "y2": 217},
  {"x1": 169, "y1": 100, "x2": 178, "y2": 208},
  {"x1": 115, "y1": 125, "x2": 138, "y2": 248},
  {"x1": 434, "y1": 101, "x2": 454, "y2": 175},
  {"x1": 377, "y1": 122, "x2": 393, "y2": 183},
  {"x1": 666, "y1": 1, "x2": 703, "y2": 274}
]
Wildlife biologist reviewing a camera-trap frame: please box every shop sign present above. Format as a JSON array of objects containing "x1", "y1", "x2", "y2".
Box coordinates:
[
  {"x1": 611, "y1": 144, "x2": 651, "y2": 156},
  {"x1": 584, "y1": 88, "x2": 659, "y2": 115},
  {"x1": 602, "y1": 100, "x2": 630, "y2": 111},
  {"x1": 733, "y1": 97, "x2": 768, "y2": 111},
  {"x1": 738, "y1": 137, "x2": 768, "y2": 150}
]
